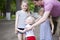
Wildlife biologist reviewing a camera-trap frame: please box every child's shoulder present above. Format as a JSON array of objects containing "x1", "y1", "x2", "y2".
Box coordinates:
[
  {"x1": 16, "y1": 10, "x2": 22, "y2": 15},
  {"x1": 16, "y1": 10, "x2": 22, "y2": 13}
]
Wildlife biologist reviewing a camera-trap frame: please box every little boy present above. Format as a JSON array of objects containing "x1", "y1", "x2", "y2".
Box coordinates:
[{"x1": 25, "y1": 16, "x2": 36, "y2": 40}]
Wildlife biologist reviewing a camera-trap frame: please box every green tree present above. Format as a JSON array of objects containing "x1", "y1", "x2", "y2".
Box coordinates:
[
  {"x1": 11, "y1": 0, "x2": 16, "y2": 14},
  {"x1": 28, "y1": 0, "x2": 35, "y2": 12},
  {"x1": 5, "y1": 0, "x2": 11, "y2": 20},
  {"x1": 0, "y1": 0, "x2": 6, "y2": 12},
  {"x1": 16, "y1": 0, "x2": 22, "y2": 11},
  {"x1": 0, "y1": 0, "x2": 6, "y2": 16}
]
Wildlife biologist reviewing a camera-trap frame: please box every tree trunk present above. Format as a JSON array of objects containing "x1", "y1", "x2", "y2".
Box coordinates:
[
  {"x1": 5, "y1": 0, "x2": 11, "y2": 20},
  {"x1": 0, "y1": 11, "x2": 1, "y2": 16},
  {"x1": 16, "y1": 0, "x2": 22, "y2": 11}
]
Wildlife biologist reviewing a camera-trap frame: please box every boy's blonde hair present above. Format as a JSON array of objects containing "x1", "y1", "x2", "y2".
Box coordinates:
[{"x1": 25, "y1": 16, "x2": 35, "y2": 24}]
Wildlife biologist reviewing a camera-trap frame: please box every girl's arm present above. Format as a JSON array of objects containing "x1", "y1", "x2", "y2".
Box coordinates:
[
  {"x1": 49, "y1": 16, "x2": 54, "y2": 34},
  {"x1": 15, "y1": 12, "x2": 19, "y2": 33}
]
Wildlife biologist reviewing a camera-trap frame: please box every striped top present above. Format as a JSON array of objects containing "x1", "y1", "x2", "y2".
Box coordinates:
[{"x1": 16, "y1": 10, "x2": 29, "y2": 28}]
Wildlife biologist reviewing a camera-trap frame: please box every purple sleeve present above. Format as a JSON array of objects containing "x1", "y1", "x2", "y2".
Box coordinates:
[{"x1": 44, "y1": 3, "x2": 53, "y2": 12}]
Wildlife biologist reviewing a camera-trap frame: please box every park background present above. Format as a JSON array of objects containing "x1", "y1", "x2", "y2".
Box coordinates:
[{"x1": 0, "y1": 0, "x2": 60, "y2": 40}]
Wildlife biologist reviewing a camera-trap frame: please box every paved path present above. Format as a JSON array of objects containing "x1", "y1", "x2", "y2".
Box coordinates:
[{"x1": 0, "y1": 20, "x2": 59, "y2": 40}]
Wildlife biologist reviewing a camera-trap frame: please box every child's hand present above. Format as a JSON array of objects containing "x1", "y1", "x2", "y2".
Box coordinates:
[
  {"x1": 21, "y1": 30, "x2": 26, "y2": 33},
  {"x1": 17, "y1": 29, "x2": 23, "y2": 33},
  {"x1": 51, "y1": 30, "x2": 54, "y2": 34},
  {"x1": 19, "y1": 30, "x2": 25, "y2": 33},
  {"x1": 51, "y1": 25, "x2": 54, "y2": 34},
  {"x1": 15, "y1": 28, "x2": 18, "y2": 34}
]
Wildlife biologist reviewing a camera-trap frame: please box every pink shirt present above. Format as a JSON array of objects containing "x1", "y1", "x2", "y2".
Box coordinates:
[{"x1": 43, "y1": 0, "x2": 60, "y2": 17}]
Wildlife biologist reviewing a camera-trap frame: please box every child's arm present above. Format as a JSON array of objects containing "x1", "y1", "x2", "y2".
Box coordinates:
[
  {"x1": 15, "y1": 12, "x2": 19, "y2": 34},
  {"x1": 49, "y1": 16, "x2": 54, "y2": 34},
  {"x1": 22, "y1": 24, "x2": 32, "y2": 33}
]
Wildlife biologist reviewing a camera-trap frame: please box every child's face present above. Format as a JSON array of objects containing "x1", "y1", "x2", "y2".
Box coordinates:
[
  {"x1": 25, "y1": 19, "x2": 33, "y2": 24},
  {"x1": 21, "y1": 3, "x2": 28, "y2": 11},
  {"x1": 25, "y1": 17, "x2": 35, "y2": 24}
]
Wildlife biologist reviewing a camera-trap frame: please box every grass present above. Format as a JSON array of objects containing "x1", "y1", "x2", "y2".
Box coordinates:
[
  {"x1": 0, "y1": 16, "x2": 5, "y2": 19},
  {"x1": 0, "y1": 15, "x2": 16, "y2": 20},
  {"x1": 11, "y1": 15, "x2": 15, "y2": 20}
]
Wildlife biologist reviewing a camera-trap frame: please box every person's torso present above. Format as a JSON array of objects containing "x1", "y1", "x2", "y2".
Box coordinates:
[
  {"x1": 43, "y1": 0, "x2": 60, "y2": 17},
  {"x1": 17, "y1": 10, "x2": 29, "y2": 28},
  {"x1": 25, "y1": 24, "x2": 35, "y2": 37},
  {"x1": 51, "y1": 1, "x2": 60, "y2": 17}
]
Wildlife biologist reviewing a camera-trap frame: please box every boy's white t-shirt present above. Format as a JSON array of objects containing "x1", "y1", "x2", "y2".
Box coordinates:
[{"x1": 25, "y1": 24, "x2": 35, "y2": 37}]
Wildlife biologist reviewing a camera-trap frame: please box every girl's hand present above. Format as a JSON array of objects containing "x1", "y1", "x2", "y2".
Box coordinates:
[
  {"x1": 17, "y1": 29, "x2": 26, "y2": 33},
  {"x1": 19, "y1": 30, "x2": 25, "y2": 33},
  {"x1": 15, "y1": 28, "x2": 18, "y2": 34},
  {"x1": 17, "y1": 29, "x2": 23, "y2": 33},
  {"x1": 21, "y1": 30, "x2": 26, "y2": 33},
  {"x1": 51, "y1": 28, "x2": 54, "y2": 34},
  {"x1": 51, "y1": 30, "x2": 54, "y2": 34},
  {"x1": 51, "y1": 24, "x2": 54, "y2": 34}
]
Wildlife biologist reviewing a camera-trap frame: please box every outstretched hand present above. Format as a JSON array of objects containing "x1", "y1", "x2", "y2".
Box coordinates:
[{"x1": 25, "y1": 26, "x2": 33, "y2": 31}]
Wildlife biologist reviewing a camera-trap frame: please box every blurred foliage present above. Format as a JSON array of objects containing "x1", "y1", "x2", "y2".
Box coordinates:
[
  {"x1": 0, "y1": 0, "x2": 60, "y2": 13},
  {"x1": 28, "y1": 0, "x2": 35, "y2": 12},
  {"x1": 0, "y1": 0, "x2": 16, "y2": 12},
  {"x1": 10, "y1": 0, "x2": 16, "y2": 12},
  {"x1": 0, "y1": 0, "x2": 16, "y2": 19},
  {"x1": 0, "y1": 0, "x2": 6, "y2": 12},
  {"x1": 11, "y1": 15, "x2": 15, "y2": 20},
  {"x1": 0, "y1": 16, "x2": 5, "y2": 19}
]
